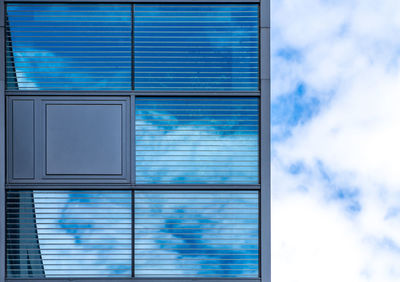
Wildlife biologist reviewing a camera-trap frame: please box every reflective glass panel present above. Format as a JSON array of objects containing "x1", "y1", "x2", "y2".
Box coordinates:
[
  {"x1": 135, "y1": 97, "x2": 259, "y2": 184},
  {"x1": 135, "y1": 191, "x2": 259, "y2": 278},
  {"x1": 6, "y1": 4, "x2": 132, "y2": 90},
  {"x1": 134, "y1": 4, "x2": 259, "y2": 91},
  {"x1": 6, "y1": 190, "x2": 132, "y2": 278}
]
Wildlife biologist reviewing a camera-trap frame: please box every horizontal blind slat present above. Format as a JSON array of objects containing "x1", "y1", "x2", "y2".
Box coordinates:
[
  {"x1": 134, "y1": 191, "x2": 259, "y2": 278},
  {"x1": 6, "y1": 3, "x2": 132, "y2": 91},
  {"x1": 134, "y1": 4, "x2": 259, "y2": 91},
  {"x1": 6, "y1": 190, "x2": 132, "y2": 279},
  {"x1": 135, "y1": 97, "x2": 259, "y2": 184}
]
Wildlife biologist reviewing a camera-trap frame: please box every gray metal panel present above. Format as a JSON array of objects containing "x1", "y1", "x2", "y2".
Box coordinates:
[
  {"x1": 7, "y1": 96, "x2": 131, "y2": 184},
  {"x1": 260, "y1": 28, "x2": 270, "y2": 80},
  {"x1": 260, "y1": 0, "x2": 270, "y2": 28},
  {"x1": 10, "y1": 99, "x2": 35, "y2": 179},
  {"x1": 39, "y1": 97, "x2": 131, "y2": 183},
  {"x1": 45, "y1": 104, "x2": 122, "y2": 175}
]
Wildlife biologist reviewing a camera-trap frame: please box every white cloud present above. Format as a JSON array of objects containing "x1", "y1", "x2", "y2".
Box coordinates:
[{"x1": 272, "y1": 0, "x2": 400, "y2": 281}]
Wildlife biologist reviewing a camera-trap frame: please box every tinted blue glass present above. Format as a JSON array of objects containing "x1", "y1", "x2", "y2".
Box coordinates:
[
  {"x1": 6, "y1": 191, "x2": 132, "y2": 278},
  {"x1": 135, "y1": 191, "x2": 259, "y2": 278},
  {"x1": 136, "y1": 97, "x2": 259, "y2": 184},
  {"x1": 134, "y1": 5, "x2": 259, "y2": 91},
  {"x1": 6, "y1": 4, "x2": 131, "y2": 90}
]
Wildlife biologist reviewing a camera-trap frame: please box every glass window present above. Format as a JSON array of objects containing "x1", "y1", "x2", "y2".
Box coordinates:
[
  {"x1": 135, "y1": 191, "x2": 259, "y2": 278},
  {"x1": 136, "y1": 97, "x2": 259, "y2": 184},
  {"x1": 134, "y1": 4, "x2": 259, "y2": 91},
  {"x1": 6, "y1": 190, "x2": 132, "y2": 278},
  {"x1": 6, "y1": 4, "x2": 132, "y2": 90}
]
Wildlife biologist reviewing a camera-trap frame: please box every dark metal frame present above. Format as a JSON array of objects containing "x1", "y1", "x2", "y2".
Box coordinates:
[{"x1": 0, "y1": 0, "x2": 270, "y2": 280}]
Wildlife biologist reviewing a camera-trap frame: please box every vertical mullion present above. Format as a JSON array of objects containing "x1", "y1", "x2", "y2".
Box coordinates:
[
  {"x1": 131, "y1": 189, "x2": 135, "y2": 278},
  {"x1": 131, "y1": 4, "x2": 136, "y2": 276},
  {"x1": 131, "y1": 94, "x2": 135, "y2": 185},
  {"x1": 260, "y1": 0, "x2": 270, "y2": 282}
]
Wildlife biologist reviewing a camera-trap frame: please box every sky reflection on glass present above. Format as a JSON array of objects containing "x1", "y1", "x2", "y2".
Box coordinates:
[
  {"x1": 134, "y1": 4, "x2": 259, "y2": 91},
  {"x1": 6, "y1": 4, "x2": 132, "y2": 90},
  {"x1": 7, "y1": 191, "x2": 132, "y2": 278},
  {"x1": 136, "y1": 97, "x2": 259, "y2": 184},
  {"x1": 135, "y1": 191, "x2": 259, "y2": 278},
  {"x1": 8, "y1": 190, "x2": 259, "y2": 278}
]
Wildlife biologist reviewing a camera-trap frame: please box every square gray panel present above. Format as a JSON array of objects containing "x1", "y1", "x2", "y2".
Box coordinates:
[
  {"x1": 6, "y1": 96, "x2": 131, "y2": 184},
  {"x1": 46, "y1": 104, "x2": 122, "y2": 175},
  {"x1": 41, "y1": 98, "x2": 130, "y2": 182}
]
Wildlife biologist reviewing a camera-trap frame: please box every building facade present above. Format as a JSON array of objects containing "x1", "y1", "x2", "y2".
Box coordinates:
[{"x1": 0, "y1": 0, "x2": 270, "y2": 281}]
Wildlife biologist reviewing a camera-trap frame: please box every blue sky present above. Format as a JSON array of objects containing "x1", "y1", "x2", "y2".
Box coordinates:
[{"x1": 271, "y1": 0, "x2": 400, "y2": 281}]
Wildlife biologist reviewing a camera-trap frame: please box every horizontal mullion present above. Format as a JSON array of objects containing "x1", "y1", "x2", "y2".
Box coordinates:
[
  {"x1": 10, "y1": 200, "x2": 254, "y2": 204},
  {"x1": 8, "y1": 248, "x2": 132, "y2": 251},
  {"x1": 7, "y1": 10, "x2": 131, "y2": 13},
  {"x1": 7, "y1": 35, "x2": 131, "y2": 38},
  {"x1": 7, "y1": 55, "x2": 131, "y2": 57},
  {"x1": 134, "y1": 66, "x2": 257, "y2": 69},
  {"x1": 6, "y1": 40, "x2": 131, "y2": 43},
  {"x1": 135, "y1": 170, "x2": 256, "y2": 173},
  {"x1": 7, "y1": 227, "x2": 131, "y2": 229},
  {"x1": 8, "y1": 71, "x2": 131, "y2": 73},
  {"x1": 6, "y1": 20, "x2": 131, "y2": 23},
  {"x1": 10, "y1": 16, "x2": 254, "y2": 19},
  {"x1": 8, "y1": 82, "x2": 132, "y2": 85},
  {"x1": 6, "y1": 233, "x2": 130, "y2": 236},
  {"x1": 7, "y1": 188, "x2": 259, "y2": 191},
  {"x1": 7, "y1": 87, "x2": 132, "y2": 89},
  {"x1": 8, "y1": 15, "x2": 131, "y2": 18},
  {"x1": 9, "y1": 31, "x2": 131, "y2": 33},
  {"x1": 135, "y1": 10, "x2": 257, "y2": 14},
  {"x1": 133, "y1": 87, "x2": 258, "y2": 89},
  {"x1": 8, "y1": 50, "x2": 131, "y2": 53},
  {"x1": 135, "y1": 238, "x2": 257, "y2": 241},
  {"x1": 9, "y1": 195, "x2": 255, "y2": 198},
  {"x1": 5, "y1": 0, "x2": 259, "y2": 2},
  {"x1": 134, "y1": 20, "x2": 257, "y2": 23},
  {"x1": 7, "y1": 208, "x2": 131, "y2": 210},
  {"x1": 9, "y1": 45, "x2": 132, "y2": 48}
]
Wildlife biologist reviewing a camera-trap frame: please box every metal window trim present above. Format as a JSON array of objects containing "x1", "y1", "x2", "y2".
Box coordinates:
[
  {"x1": 259, "y1": 1, "x2": 270, "y2": 282},
  {"x1": 6, "y1": 279, "x2": 261, "y2": 282},
  {"x1": 5, "y1": 184, "x2": 262, "y2": 190},
  {"x1": 5, "y1": 0, "x2": 261, "y2": 3},
  {"x1": 5, "y1": 91, "x2": 261, "y2": 97}
]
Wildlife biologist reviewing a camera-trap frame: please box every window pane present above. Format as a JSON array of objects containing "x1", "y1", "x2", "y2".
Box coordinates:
[
  {"x1": 6, "y1": 4, "x2": 132, "y2": 90},
  {"x1": 134, "y1": 4, "x2": 259, "y2": 91},
  {"x1": 135, "y1": 191, "x2": 259, "y2": 278},
  {"x1": 6, "y1": 190, "x2": 132, "y2": 278},
  {"x1": 136, "y1": 97, "x2": 259, "y2": 184}
]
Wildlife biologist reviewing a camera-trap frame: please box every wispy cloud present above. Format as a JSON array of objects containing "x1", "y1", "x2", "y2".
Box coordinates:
[{"x1": 272, "y1": 0, "x2": 400, "y2": 281}]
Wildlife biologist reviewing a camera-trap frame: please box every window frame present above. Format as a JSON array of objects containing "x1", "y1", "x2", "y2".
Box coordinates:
[{"x1": 0, "y1": 0, "x2": 270, "y2": 281}]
